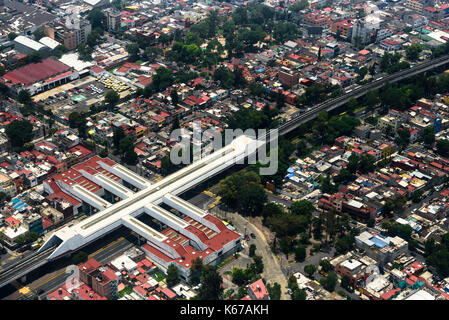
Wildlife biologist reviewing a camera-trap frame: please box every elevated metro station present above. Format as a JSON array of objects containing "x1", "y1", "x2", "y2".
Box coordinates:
[{"x1": 40, "y1": 135, "x2": 259, "y2": 280}]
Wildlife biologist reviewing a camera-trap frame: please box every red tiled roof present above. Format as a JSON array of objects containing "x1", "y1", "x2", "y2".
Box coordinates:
[
  {"x1": 2, "y1": 58, "x2": 70, "y2": 86},
  {"x1": 249, "y1": 279, "x2": 268, "y2": 300}
]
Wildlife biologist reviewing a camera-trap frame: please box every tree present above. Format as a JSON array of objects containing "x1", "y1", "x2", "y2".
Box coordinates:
[
  {"x1": 170, "y1": 90, "x2": 179, "y2": 106},
  {"x1": 112, "y1": 126, "x2": 126, "y2": 152},
  {"x1": 18, "y1": 89, "x2": 32, "y2": 106},
  {"x1": 87, "y1": 9, "x2": 105, "y2": 30},
  {"x1": 426, "y1": 244, "x2": 449, "y2": 278},
  {"x1": 320, "y1": 271, "x2": 338, "y2": 292},
  {"x1": 126, "y1": 43, "x2": 140, "y2": 62},
  {"x1": 99, "y1": 148, "x2": 108, "y2": 158},
  {"x1": 365, "y1": 89, "x2": 380, "y2": 109},
  {"x1": 0, "y1": 192, "x2": 11, "y2": 203},
  {"x1": 266, "y1": 282, "x2": 281, "y2": 300},
  {"x1": 6, "y1": 120, "x2": 34, "y2": 149},
  {"x1": 238, "y1": 184, "x2": 267, "y2": 216},
  {"x1": 424, "y1": 238, "x2": 437, "y2": 257},
  {"x1": 289, "y1": 0, "x2": 308, "y2": 11},
  {"x1": 406, "y1": 43, "x2": 423, "y2": 61},
  {"x1": 160, "y1": 155, "x2": 177, "y2": 176},
  {"x1": 249, "y1": 244, "x2": 256, "y2": 257},
  {"x1": 290, "y1": 200, "x2": 313, "y2": 216},
  {"x1": 54, "y1": 45, "x2": 68, "y2": 58},
  {"x1": 190, "y1": 258, "x2": 203, "y2": 285},
  {"x1": 411, "y1": 190, "x2": 423, "y2": 203},
  {"x1": 78, "y1": 43, "x2": 93, "y2": 61},
  {"x1": 262, "y1": 202, "x2": 284, "y2": 222},
  {"x1": 105, "y1": 90, "x2": 120, "y2": 110},
  {"x1": 319, "y1": 259, "x2": 333, "y2": 273},
  {"x1": 358, "y1": 67, "x2": 368, "y2": 80},
  {"x1": 436, "y1": 139, "x2": 449, "y2": 157},
  {"x1": 213, "y1": 66, "x2": 235, "y2": 89},
  {"x1": 248, "y1": 82, "x2": 264, "y2": 96},
  {"x1": 367, "y1": 218, "x2": 375, "y2": 228},
  {"x1": 266, "y1": 214, "x2": 309, "y2": 240},
  {"x1": 320, "y1": 175, "x2": 338, "y2": 194},
  {"x1": 292, "y1": 288, "x2": 307, "y2": 300},
  {"x1": 152, "y1": 67, "x2": 174, "y2": 92},
  {"x1": 346, "y1": 97, "x2": 358, "y2": 114},
  {"x1": 68, "y1": 112, "x2": 81, "y2": 129},
  {"x1": 33, "y1": 27, "x2": 46, "y2": 41},
  {"x1": 232, "y1": 268, "x2": 247, "y2": 285},
  {"x1": 144, "y1": 46, "x2": 162, "y2": 62},
  {"x1": 218, "y1": 171, "x2": 266, "y2": 213},
  {"x1": 119, "y1": 136, "x2": 134, "y2": 154},
  {"x1": 15, "y1": 231, "x2": 38, "y2": 246},
  {"x1": 382, "y1": 221, "x2": 413, "y2": 241},
  {"x1": 171, "y1": 116, "x2": 180, "y2": 132},
  {"x1": 87, "y1": 29, "x2": 103, "y2": 47},
  {"x1": 253, "y1": 255, "x2": 264, "y2": 274},
  {"x1": 423, "y1": 127, "x2": 435, "y2": 146},
  {"x1": 304, "y1": 264, "x2": 316, "y2": 278},
  {"x1": 288, "y1": 275, "x2": 298, "y2": 291},
  {"x1": 341, "y1": 275, "x2": 351, "y2": 290},
  {"x1": 272, "y1": 22, "x2": 299, "y2": 44},
  {"x1": 0, "y1": 82, "x2": 8, "y2": 97},
  {"x1": 166, "y1": 264, "x2": 180, "y2": 287},
  {"x1": 124, "y1": 149, "x2": 138, "y2": 165},
  {"x1": 197, "y1": 266, "x2": 223, "y2": 300},
  {"x1": 294, "y1": 245, "x2": 306, "y2": 262},
  {"x1": 397, "y1": 127, "x2": 411, "y2": 149}
]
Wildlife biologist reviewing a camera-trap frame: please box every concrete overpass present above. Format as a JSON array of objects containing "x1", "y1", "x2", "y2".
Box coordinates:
[
  {"x1": 278, "y1": 54, "x2": 449, "y2": 135},
  {"x1": 0, "y1": 247, "x2": 55, "y2": 289}
]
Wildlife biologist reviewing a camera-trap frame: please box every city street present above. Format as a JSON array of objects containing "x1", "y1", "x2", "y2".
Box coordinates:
[
  {"x1": 225, "y1": 211, "x2": 290, "y2": 300},
  {"x1": 4, "y1": 229, "x2": 138, "y2": 300}
]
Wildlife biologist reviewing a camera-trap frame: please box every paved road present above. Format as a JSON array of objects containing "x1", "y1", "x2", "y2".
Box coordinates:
[
  {"x1": 6, "y1": 231, "x2": 137, "y2": 300},
  {"x1": 227, "y1": 212, "x2": 290, "y2": 300},
  {"x1": 267, "y1": 193, "x2": 293, "y2": 208}
]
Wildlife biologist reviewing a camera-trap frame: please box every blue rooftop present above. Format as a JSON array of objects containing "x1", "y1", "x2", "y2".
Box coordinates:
[{"x1": 371, "y1": 236, "x2": 388, "y2": 248}]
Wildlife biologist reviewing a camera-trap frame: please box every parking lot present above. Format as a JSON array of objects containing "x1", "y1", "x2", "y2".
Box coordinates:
[
  {"x1": 97, "y1": 73, "x2": 135, "y2": 98},
  {"x1": 32, "y1": 76, "x2": 107, "y2": 120},
  {"x1": 32, "y1": 74, "x2": 136, "y2": 121}
]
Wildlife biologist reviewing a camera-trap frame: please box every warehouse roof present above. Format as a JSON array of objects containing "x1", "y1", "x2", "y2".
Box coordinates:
[
  {"x1": 2, "y1": 58, "x2": 70, "y2": 86},
  {"x1": 14, "y1": 35, "x2": 47, "y2": 51}
]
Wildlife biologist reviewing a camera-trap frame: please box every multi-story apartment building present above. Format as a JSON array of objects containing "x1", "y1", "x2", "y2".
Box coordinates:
[
  {"x1": 44, "y1": 16, "x2": 92, "y2": 51},
  {"x1": 0, "y1": 172, "x2": 17, "y2": 197},
  {"x1": 79, "y1": 258, "x2": 119, "y2": 300},
  {"x1": 278, "y1": 67, "x2": 299, "y2": 88},
  {"x1": 331, "y1": 19, "x2": 353, "y2": 41},
  {"x1": 105, "y1": 9, "x2": 121, "y2": 32},
  {"x1": 406, "y1": 0, "x2": 426, "y2": 13}
]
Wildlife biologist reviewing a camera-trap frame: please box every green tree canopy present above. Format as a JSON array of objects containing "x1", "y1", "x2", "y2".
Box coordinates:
[
  {"x1": 87, "y1": 9, "x2": 106, "y2": 30},
  {"x1": 197, "y1": 266, "x2": 223, "y2": 300},
  {"x1": 166, "y1": 264, "x2": 180, "y2": 287},
  {"x1": 105, "y1": 90, "x2": 120, "y2": 109},
  {"x1": 18, "y1": 89, "x2": 32, "y2": 106},
  {"x1": 304, "y1": 264, "x2": 316, "y2": 278},
  {"x1": 436, "y1": 139, "x2": 449, "y2": 157},
  {"x1": 6, "y1": 119, "x2": 34, "y2": 149}
]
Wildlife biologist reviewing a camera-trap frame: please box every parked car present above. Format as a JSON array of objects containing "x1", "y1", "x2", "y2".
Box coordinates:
[{"x1": 250, "y1": 233, "x2": 256, "y2": 239}]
